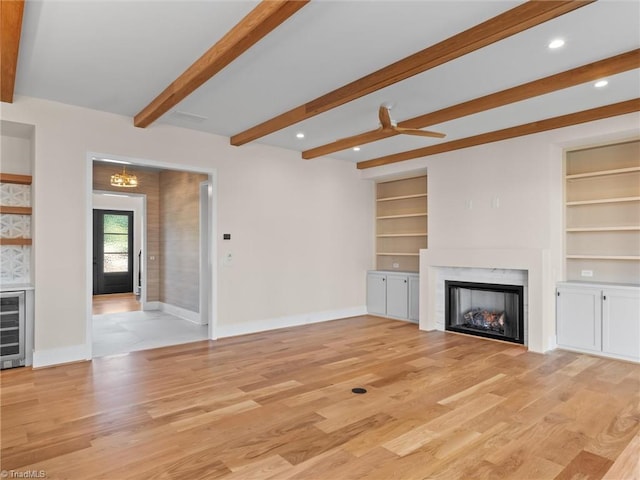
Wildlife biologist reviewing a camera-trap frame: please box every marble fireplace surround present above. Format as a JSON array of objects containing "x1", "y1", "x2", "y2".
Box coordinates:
[{"x1": 420, "y1": 248, "x2": 554, "y2": 354}]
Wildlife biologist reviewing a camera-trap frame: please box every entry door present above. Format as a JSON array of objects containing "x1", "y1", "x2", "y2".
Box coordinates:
[{"x1": 93, "y1": 210, "x2": 134, "y2": 295}]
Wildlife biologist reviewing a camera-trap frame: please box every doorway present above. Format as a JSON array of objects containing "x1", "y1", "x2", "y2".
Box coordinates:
[
  {"x1": 93, "y1": 209, "x2": 134, "y2": 294},
  {"x1": 87, "y1": 154, "x2": 217, "y2": 358}
]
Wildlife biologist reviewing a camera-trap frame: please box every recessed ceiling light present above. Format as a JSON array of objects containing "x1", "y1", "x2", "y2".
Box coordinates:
[
  {"x1": 296, "y1": 132, "x2": 305, "y2": 139},
  {"x1": 594, "y1": 79, "x2": 608, "y2": 88},
  {"x1": 548, "y1": 38, "x2": 565, "y2": 49},
  {"x1": 353, "y1": 147, "x2": 361, "y2": 152}
]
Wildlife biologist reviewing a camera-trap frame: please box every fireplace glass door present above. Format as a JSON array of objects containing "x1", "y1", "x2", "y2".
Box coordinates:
[{"x1": 445, "y1": 281, "x2": 524, "y2": 344}]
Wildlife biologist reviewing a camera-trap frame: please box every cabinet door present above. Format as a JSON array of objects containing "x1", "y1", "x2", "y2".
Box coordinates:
[
  {"x1": 602, "y1": 289, "x2": 640, "y2": 361},
  {"x1": 556, "y1": 287, "x2": 601, "y2": 353},
  {"x1": 367, "y1": 273, "x2": 387, "y2": 316},
  {"x1": 387, "y1": 275, "x2": 408, "y2": 319},
  {"x1": 408, "y1": 276, "x2": 419, "y2": 323}
]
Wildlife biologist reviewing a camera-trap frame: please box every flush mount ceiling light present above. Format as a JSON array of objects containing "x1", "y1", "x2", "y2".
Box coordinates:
[
  {"x1": 548, "y1": 38, "x2": 565, "y2": 49},
  {"x1": 110, "y1": 167, "x2": 138, "y2": 188},
  {"x1": 353, "y1": 146, "x2": 361, "y2": 151},
  {"x1": 594, "y1": 79, "x2": 609, "y2": 88},
  {"x1": 296, "y1": 132, "x2": 305, "y2": 139}
]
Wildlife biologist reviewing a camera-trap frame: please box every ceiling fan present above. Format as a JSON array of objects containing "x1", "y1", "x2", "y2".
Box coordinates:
[{"x1": 377, "y1": 104, "x2": 446, "y2": 139}]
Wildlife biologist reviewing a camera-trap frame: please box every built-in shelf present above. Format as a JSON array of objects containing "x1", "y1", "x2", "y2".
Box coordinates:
[
  {"x1": 566, "y1": 226, "x2": 640, "y2": 232},
  {"x1": 377, "y1": 193, "x2": 427, "y2": 202},
  {"x1": 0, "y1": 206, "x2": 32, "y2": 215},
  {"x1": 0, "y1": 174, "x2": 32, "y2": 185},
  {"x1": 566, "y1": 196, "x2": 640, "y2": 206},
  {"x1": 565, "y1": 140, "x2": 640, "y2": 284},
  {"x1": 1, "y1": 173, "x2": 33, "y2": 248},
  {"x1": 376, "y1": 213, "x2": 427, "y2": 220},
  {"x1": 566, "y1": 166, "x2": 640, "y2": 180},
  {"x1": 376, "y1": 233, "x2": 428, "y2": 237},
  {"x1": 376, "y1": 175, "x2": 427, "y2": 272},
  {"x1": 566, "y1": 255, "x2": 640, "y2": 261},
  {"x1": 0, "y1": 238, "x2": 32, "y2": 246}
]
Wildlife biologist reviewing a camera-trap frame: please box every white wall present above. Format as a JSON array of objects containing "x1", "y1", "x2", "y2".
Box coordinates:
[
  {"x1": 0, "y1": 121, "x2": 33, "y2": 175},
  {"x1": 1, "y1": 96, "x2": 374, "y2": 366}
]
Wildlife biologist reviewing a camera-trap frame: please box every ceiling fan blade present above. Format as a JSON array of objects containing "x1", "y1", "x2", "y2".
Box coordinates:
[
  {"x1": 378, "y1": 106, "x2": 393, "y2": 129},
  {"x1": 333, "y1": 127, "x2": 385, "y2": 145},
  {"x1": 394, "y1": 127, "x2": 446, "y2": 139}
]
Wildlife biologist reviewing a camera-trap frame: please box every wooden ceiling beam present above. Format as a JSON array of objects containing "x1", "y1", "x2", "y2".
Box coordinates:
[
  {"x1": 357, "y1": 98, "x2": 640, "y2": 169},
  {"x1": 1, "y1": 0, "x2": 25, "y2": 103},
  {"x1": 134, "y1": 0, "x2": 309, "y2": 128},
  {"x1": 230, "y1": 0, "x2": 595, "y2": 146},
  {"x1": 303, "y1": 49, "x2": 640, "y2": 159}
]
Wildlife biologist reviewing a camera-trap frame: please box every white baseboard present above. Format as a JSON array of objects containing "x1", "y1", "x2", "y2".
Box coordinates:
[
  {"x1": 216, "y1": 305, "x2": 367, "y2": 338},
  {"x1": 143, "y1": 301, "x2": 161, "y2": 311},
  {"x1": 159, "y1": 302, "x2": 203, "y2": 325},
  {"x1": 32, "y1": 344, "x2": 91, "y2": 368}
]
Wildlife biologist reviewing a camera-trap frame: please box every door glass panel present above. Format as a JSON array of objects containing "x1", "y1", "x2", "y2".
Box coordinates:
[
  {"x1": 104, "y1": 214, "x2": 129, "y2": 234},
  {"x1": 104, "y1": 233, "x2": 128, "y2": 253},
  {"x1": 103, "y1": 213, "x2": 130, "y2": 273},
  {"x1": 104, "y1": 253, "x2": 129, "y2": 273}
]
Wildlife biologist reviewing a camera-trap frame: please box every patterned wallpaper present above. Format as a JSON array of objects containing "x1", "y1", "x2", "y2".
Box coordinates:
[
  {"x1": 1, "y1": 183, "x2": 31, "y2": 206},
  {"x1": 0, "y1": 183, "x2": 31, "y2": 284}
]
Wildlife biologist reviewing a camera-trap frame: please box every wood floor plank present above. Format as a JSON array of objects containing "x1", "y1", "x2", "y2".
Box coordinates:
[
  {"x1": 554, "y1": 450, "x2": 614, "y2": 480},
  {"x1": 602, "y1": 434, "x2": 640, "y2": 480},
  {"x1": 585, "y1": 398, "x2": 640, "y2": 461},
  {"x1": 225, "y1": 455, "x2": 292, "y2": 479},
  {"x1": 1, "y1": 315, "x2": 639, "y2": 479},
  {"x1": 92, "y1": 292, "x2": 140, "y2": 314}
]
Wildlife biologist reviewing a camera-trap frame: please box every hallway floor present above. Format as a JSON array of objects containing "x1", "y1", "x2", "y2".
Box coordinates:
[
  {"x1": 92, "y1": 310, "x2": 208, "y2": 358},
  {"x1": 92, "y1": 292, "x2": 141, "y2": 315}
]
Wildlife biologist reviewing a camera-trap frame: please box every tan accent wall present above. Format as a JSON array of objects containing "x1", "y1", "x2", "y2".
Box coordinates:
[
  {"x1": 159, "y1": 170, "x2": 207, "y2": 312},
  {"x1": 92, "y1": 163, "x2": 160, "y2": 302}
]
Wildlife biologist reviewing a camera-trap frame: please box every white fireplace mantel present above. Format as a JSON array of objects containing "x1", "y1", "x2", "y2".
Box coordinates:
[{"x1": 419, "y1": 248, "x2": 554, "y2": 353}]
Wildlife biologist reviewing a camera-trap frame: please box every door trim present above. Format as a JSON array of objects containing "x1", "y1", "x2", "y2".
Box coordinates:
[
  {"x1": 93, "y1": 209, "x2": 134, "y2": 294},
  {"x1": 92, "y1": 192, "x2": 146, "y2": 304},
  {"x1": 85, "y1": 153, "x2": 218, "y2": 358}
]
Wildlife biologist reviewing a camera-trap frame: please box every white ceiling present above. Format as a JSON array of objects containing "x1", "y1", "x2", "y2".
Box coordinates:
[{"x1": 14, "y1": 0, "x2": 640, "y2": 164}]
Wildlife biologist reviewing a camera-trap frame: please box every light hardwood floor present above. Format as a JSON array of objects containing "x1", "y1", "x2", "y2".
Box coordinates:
[
  {"x1": 1, "y1": 316, "x2": 638, "y2": 479},
  {"x1": 92, "y1": 292, "x2": 141, "y2": 315}
]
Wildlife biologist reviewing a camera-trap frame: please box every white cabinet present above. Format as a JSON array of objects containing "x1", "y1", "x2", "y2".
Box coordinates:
[
  {"x1": 366, "y1": 273, "x2": 387, "y2": 316},
  {"x1": 556, "y1": 285, "x2": 601, "y2": 354},
  {"x1": 602, "y1": 288, "x2": 640, "y2": 360},
  {"x1": 367, "y1": 271, "x2": 418, "y2": 323},
  {"x1": 386, "y1": 275, "x2": 408, "y2": 318},
  {"x1": 557, "y1": 282, "x2": 639, "y2": 362}
]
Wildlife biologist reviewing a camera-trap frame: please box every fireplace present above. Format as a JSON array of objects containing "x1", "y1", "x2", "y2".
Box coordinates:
[{"x1": 445, "y1": 281, "x2": 524, "y2": 344}]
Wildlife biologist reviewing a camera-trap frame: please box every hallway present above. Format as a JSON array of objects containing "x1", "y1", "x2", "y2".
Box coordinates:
[{"x1": 92, "y1": 293, "x2": 207, "y2": 357}]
